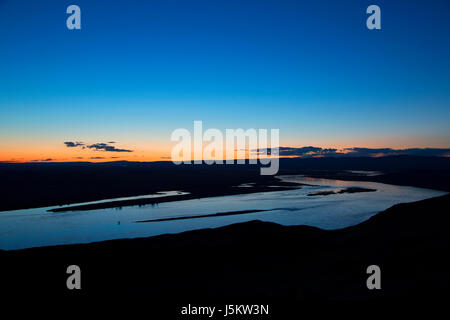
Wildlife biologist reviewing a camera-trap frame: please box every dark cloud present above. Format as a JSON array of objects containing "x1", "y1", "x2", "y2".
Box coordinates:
[
  {"x1": 254, "y1": 146, "x2": 337, "y2": 156},
  {"x1": 87, "y1": 143, "x2": 133, "y2": 153},
  {"x1": 279, "y1": 146, "x2": 338, "y2": 156},
  {"x1": 257, "y1": 147, "x2": 450, "y2": 158},
  {"x1": 344, "y1": 147, "x2": 450, "y2": 157},
  {"x1": 64, "y1": 141, "x2": 133, "y2": 153},
  {"x1": 64, "y1": 141, "x2": 84, "y2": 148},
  {"x1": 31, "y1": 158, "x2": 54, "y2": 162},
  {"x1": 89, "y1": 157, "x2": 105, "y2": 159}
]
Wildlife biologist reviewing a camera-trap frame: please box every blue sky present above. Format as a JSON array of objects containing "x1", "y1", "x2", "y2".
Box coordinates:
[{"x1": 0, "y1": 0, "x2": 449, "y2": 161}]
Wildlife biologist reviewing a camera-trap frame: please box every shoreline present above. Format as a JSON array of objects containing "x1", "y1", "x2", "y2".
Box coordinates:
[
  {"x1": 47, "y1": 181, "x2": 301, "y2": 212},
  {"x1": 288, "y1": 170, "x2": 450, "y2": 192},
  {"x1": 135, "y1": 209, "x2": 269, "y2": 223},
  {"x1": 46, "y1": 171, "x2": 440, "y2": 213},
  {"x1": 306, "y1": 186, "x2": 377, "y2": 196}
]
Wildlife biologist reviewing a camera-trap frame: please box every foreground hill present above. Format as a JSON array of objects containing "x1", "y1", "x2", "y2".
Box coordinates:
[{"x1": 1, "y1": 194, "x2": 449, "y2": 306}]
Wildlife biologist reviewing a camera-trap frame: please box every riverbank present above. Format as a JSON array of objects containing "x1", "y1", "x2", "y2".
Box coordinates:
[
  {"x1": 2, "y1": 156, "x2": 449, "y2": 212},
  {"x1": 48, "y1": 180, "x2": 301, "y2": 212},
  {"x1": 2, "y1": 193, "x2": 449, "y2": 301},
  {"x1": 288, "y1": 169, "x2": 450, "y2": 192}
]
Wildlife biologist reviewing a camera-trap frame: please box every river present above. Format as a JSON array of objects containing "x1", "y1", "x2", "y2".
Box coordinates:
[{"x1": 0, "y1": 175, "x2": 445, "y2": 250}]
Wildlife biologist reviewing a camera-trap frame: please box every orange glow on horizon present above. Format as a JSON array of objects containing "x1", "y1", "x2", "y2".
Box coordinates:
[{"x1": 1, "y1": 138, "x2": 449, "y2": 163}]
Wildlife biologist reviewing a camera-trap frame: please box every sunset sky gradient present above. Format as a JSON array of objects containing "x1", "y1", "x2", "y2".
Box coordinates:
[{"x1": 0, "y1": 0, "x2": 449, "y2": 162}]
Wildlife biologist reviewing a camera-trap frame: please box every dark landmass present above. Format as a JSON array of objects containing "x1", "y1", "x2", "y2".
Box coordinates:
[
  {"x1": 307, "y1": 190, "x2": 336, "y2": 196},
  {"x1": 279, "y1": 155, "x2": 450, "y2": 192},
  {"x1": 1, "y1": 156, "x2": 450, "y2": 212},
  {"x1": 307, "y1": 187, "x2": 377, "y2": 196},
  {"x1": 278, "y1": 156, "x2": 450, "y2": 191},
  {"x1": 0, "y1": 161, "x2": 298, "y2": 212},
  {"x1": 136, "y1": 209, "x2": 268, "y2": 223},
  {"x1": 1, "y1": 194, "x2": 449, "y2": 304}
]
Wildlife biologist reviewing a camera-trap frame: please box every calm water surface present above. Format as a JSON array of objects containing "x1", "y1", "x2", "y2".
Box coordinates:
[{"x1": 0, "y1": 175, "x2": 445, "y2": 250}]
